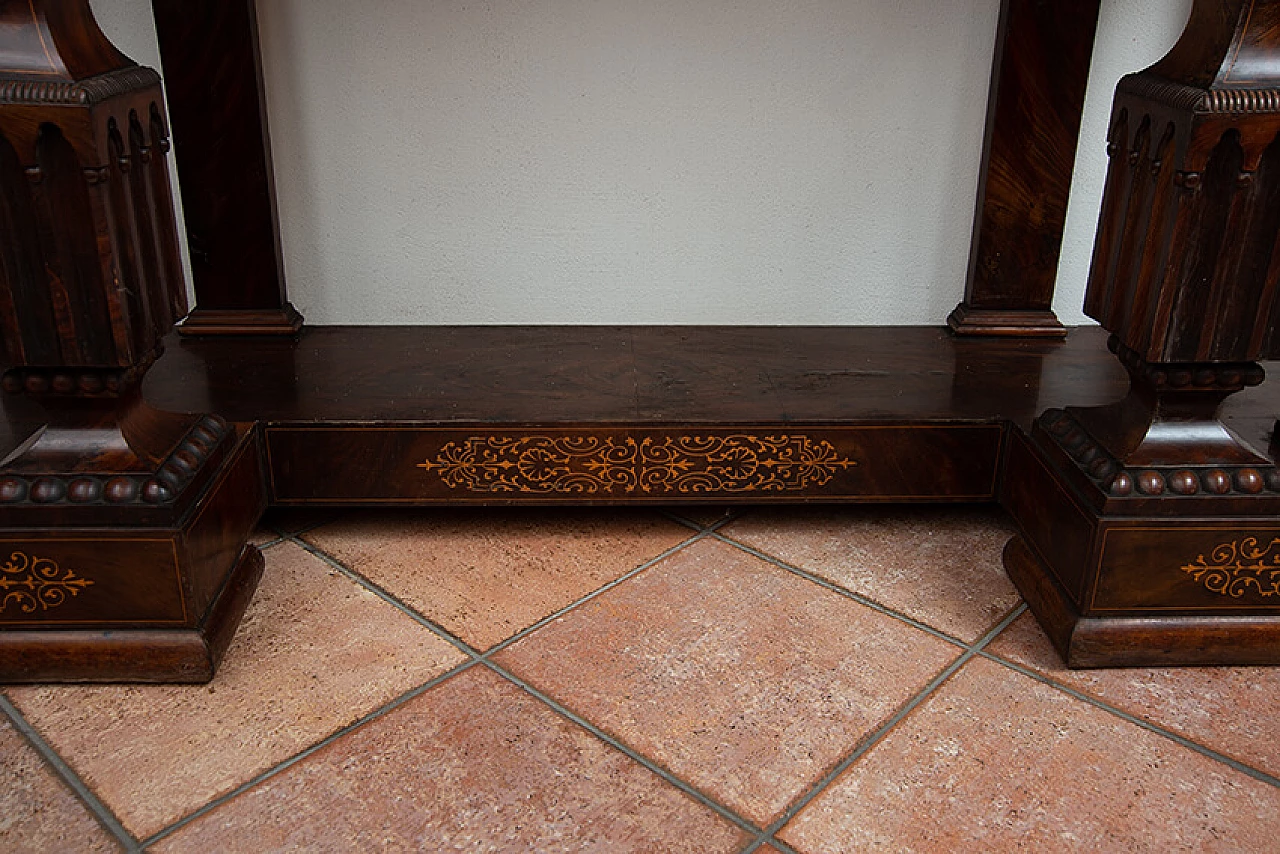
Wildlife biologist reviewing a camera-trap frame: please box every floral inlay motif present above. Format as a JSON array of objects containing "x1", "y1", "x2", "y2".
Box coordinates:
[
  {"x1": 418, "y1": 435, "x2": 858, "y2": 494},
  {"x1": 0, "y1": 551, "x2": 94, "y2": 614},
  {"x1": 1181, "y1": 537, "x2": 1280, "y2": 598}
]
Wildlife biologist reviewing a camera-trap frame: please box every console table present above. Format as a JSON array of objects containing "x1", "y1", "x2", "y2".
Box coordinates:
[{"x1": 2, "y1": 0, "x2": 1279, "y2": 681}]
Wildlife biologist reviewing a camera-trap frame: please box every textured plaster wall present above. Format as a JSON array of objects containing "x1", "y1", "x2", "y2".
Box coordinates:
[{"x1": 91, "y1": 0, "x2": 1191, "y2": 326}]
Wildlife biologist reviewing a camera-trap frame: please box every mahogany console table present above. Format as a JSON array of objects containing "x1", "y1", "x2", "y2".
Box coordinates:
[{"x1": 3, "y1": 0, "x2": 1280, "y2": 681}]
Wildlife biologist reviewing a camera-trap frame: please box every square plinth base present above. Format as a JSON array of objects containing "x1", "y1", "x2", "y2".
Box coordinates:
[
  {"x1": 1001, "y1": 429, "x2": 1280, "y2": 667},
  {"x1": 1004, "y1": 536, "x2": 1280, "y2": 667},
  {"x1": 0, "y1": 428, "x2": 267, "y2": 683}
]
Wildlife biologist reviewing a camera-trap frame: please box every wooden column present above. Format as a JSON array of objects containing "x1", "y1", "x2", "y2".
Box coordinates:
[
  {"x1": 1004, "y1": 0, "x2": 1280, "y2": 667},
  {"x1": 948, "y1": 0, "x2": 1102, "y2": 337},
  {"x1": 150, "y1": 0, "x2": 302, "y2": 336},
  {"x1": 0, "y1": 0, "x2": 266, "y2": 682}
]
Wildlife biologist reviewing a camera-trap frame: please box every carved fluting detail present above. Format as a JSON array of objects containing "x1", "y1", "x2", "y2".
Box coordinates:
[
  {"x1": 0, "y1": 415, "x2": 228, "y2": 506},
  {"x1": 418, "y1": 435, "x2": 858, "y2": 495},
  {"x1": 1038, "y1": 409, "x2": 1280, "y2": 498},
  {"x1": 0, "y1": 552, "x2": 93, "y2": 614},
  {"x1": 0, "y1": 67, "x2": 161, "y2": 105},
  {"x1": 1182, "y1": 538, "x2": 1280, "y2": 598}
]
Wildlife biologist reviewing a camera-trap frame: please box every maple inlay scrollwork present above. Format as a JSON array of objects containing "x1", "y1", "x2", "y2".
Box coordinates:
[
  {"x1": 0, "y1": 551, "x2": 94, "y2": 614},
  {"x1": 418, "y1": 435, "x2": 858, "y2": 495},
  {"x1": 1181, "y1": 537, "x2": 1280, "y2": 599}
]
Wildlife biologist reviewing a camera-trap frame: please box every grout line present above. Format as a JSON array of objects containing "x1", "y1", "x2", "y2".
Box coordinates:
[
  {"x1": 978, "y1": 650, "x2": 1280, "y2": 790},
  {"x1": 659, "y1": 508, "x2": 743, "y2": 534},
  {"x1": 751, "y1": 604, "x2": 1027, "y2": 848},
  {"x1": 286, "y1": 535, "x2": 481, "y2": 659},
  {"x1": 704, "y1": 511, "x2": 746, "y2": 532},
  {"x1": 0, "y1": 694, "x2": 142, "y2": 853},
  {"x1": 285, "y1": 522, "x2": 774, "y2": 840},
  {"x1": 659, "y1": 509, "x2": 706, "y2": 533},
  {"x1": 741, "y1": 834, "x2": 804, "y2": 854},
  {"x1": 254, "y1": 535, "x2": 285, "y2": 551},
  {"x1": 140, "y1": 658, "x2": 482, "y2": 848},
  {"x1": 712, "y1": 532, "x2": 971, "y2": 651},
  {"x1": 481, "y1": 530, "x2": 709, "y2": 658},
  {"x1": 146, "y1": 526, "x2": 742, "y2": 848},
  {"x1": 483, "y1": 658, "x2": 766, "y2": 839}
]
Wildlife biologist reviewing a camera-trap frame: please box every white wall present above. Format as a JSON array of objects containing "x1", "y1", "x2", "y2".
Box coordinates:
[{"x1": 90, "y1": 0, "x2": 1192, "y2": 326}]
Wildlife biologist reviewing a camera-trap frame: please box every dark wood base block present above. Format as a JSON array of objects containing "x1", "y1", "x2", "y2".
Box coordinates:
[
  {"x1": 1004, "y1": 536, "x2": 1280, "y2": 667},
  {"x1": 947, "y1": 303, "x2": 1068, "y2": 338},
  {"x1": 1002, "y1": 428, "x2": 1280, "y2": 667},
  {"x1": 178, "y1": 305, "x2": 305, "y2": 337},
  {"x1": 0, "y1": 428, "x2": 267, "y2": 682},
  {"x1": 0, "y1": 544, "x2": 263, "y2": 683}
]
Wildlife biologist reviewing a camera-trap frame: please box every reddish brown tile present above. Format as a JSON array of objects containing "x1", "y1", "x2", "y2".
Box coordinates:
[
  {"x1": 780, "y1": 656, "x2": 1280, "y2": 853},
  {"x1": 495, "y1": 537, "x2": 961, "y2": 826},
  {"x1": 154, "y1": 666, "x2": 748, "y2": 853},
  {"x1": 987, "y1": 612, "x2": 1280, "y2": 779},
  {"x1": 6, "y1": 542, "x2": 466, "y2": 839},
  {"x1": 722, "y1": 506, "x2": 1020, "y2": 641},
  {"x1": 303, "y1": 508, "x2": 693, "y2": 650},
  {"x1": 0, "y1": 716, "x2": 121, "y2": 853}
]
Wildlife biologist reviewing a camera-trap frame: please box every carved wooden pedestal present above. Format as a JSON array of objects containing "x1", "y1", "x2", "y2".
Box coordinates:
[
  {"x1": 0, "y1": 1, "x2": 263, "y2": 682},
  {"x1": 1003, "y1": 1, "x2": 1280, "y2": 666}
]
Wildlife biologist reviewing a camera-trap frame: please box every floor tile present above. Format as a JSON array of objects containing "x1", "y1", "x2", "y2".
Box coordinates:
[
  {"x1": 303, "y1": 508, "x2": 692, "y2": 650},
  {"x1": 248, "y1": 528, "x2": 280, "y2": 547},
  {"x1": 494, "y1": 537, "x2": 961, "y2": 826},
  {"x1": 0, "y1": 717, "x2": 121, "y2": 853},
  {"x1": 668, "y1": 507, "x2": 739, "y2": 529},
  {"x1": 987, "y1": 612, "x2": 1280, "y2": 779},
  {"x1": 722, "y1": 506, "x2": 1020, "y2": 642},
  {"x1": 5, "y1": 542, "x2": 466, "y2": 840},
  {"x1": 779, "y1": 656, "x2": 1280, "y2": 853},
  {"x1": 154, "y1": 666, "x2": 748, "y2": 854}
]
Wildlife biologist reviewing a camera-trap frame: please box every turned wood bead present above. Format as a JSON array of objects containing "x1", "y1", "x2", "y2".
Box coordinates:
[
  {"x1": 1201, "y1": 470, "x2": 1232, "y2": 494},
  {"x1": 1137, "y1": 471, "x2": 1165, "y2": 495},
  {"x1": 1168, "y1": 470, "x2": 1199, "y2": 495},
  {"x1": 67, "y1": 478, "x2": 102, "y2": 503},
  {"x1": 0, "y1": 477, "x2": 28, "y2": 502},
  {"x1": 29, "y1": 478, "x2": 66, "y2": 503},
  {"x1": 1109, "y1": 472, "x2": 1134, "y2": 496},
  {"x1": 104, "y1": 477, "x2": 140, "y2": 503},
  {"x1": 1235, "y1": 468, "x2": 1265, "y2": 494},
  {"x1": 142, "y1": 480, "x2": 174, "y2": 503},
  {"x1": 1089, "y1": 458, "x2": 1116, "y2": 478}
]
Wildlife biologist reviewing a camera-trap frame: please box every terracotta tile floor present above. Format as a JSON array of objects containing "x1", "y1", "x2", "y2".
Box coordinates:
[{"x1": 4, "y1": 506, "x2": 1279, "y2": 853}]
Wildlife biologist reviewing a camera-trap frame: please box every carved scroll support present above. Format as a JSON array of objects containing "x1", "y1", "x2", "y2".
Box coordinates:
[
  {"x1": 1003, "y1": 0, "x2": 1280, "y2": 667},
  {"x1": 0, "y1": 0, "x2": 266, "y2": 682}
]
